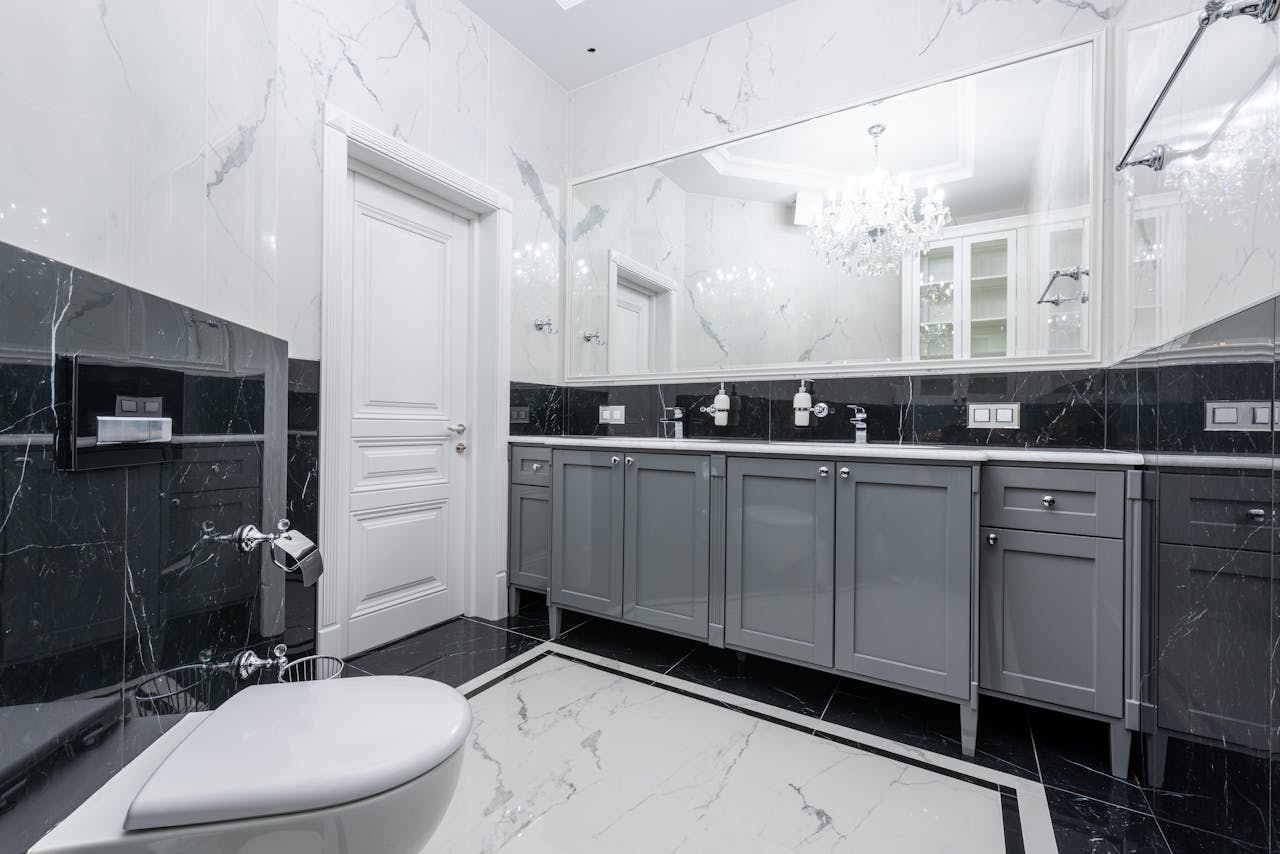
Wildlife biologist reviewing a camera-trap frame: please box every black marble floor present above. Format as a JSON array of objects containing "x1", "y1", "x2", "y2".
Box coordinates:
[{"x1": 347, "y1": 602, "x2": 1269, "y2": 854}]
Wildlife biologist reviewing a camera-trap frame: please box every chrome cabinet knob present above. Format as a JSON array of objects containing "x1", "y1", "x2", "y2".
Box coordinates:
[
  {"x1": 611, "y1": 456, "x2": 620, "y2": 466},
  {"x1": 625, "y1": 457, "x2": 634, "y2": 466},
  {"x1": 1248, "y1": 507, "x2": 1267, "y2": 521},
  {"x1": 986, "y1": 533, "x2": 999, "y2": 546},
  {"x1": 1041, "y1": 495, "x2": 1056, "y2": 508},
  {"x1": 818, "y1": 466, "x2": 830, "y2": 478},
  {"x1": 530, "y1": 462, "x2": 543, "y2": 472},
  {"x1": 447, "y1": 423, "x2": 467, "y2": 435},
  {"x1": 839, "y1": 467, "x2": 851, "y2": 479}
]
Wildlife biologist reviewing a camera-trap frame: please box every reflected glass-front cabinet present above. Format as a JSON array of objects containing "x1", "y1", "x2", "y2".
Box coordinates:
[{"x1": 906, "y1": 231, "x2": 1017, "y2": 361}]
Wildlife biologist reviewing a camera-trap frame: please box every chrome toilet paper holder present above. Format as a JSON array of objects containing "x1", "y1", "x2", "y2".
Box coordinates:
[{"x1": 203, "y1": 518, "x2": 325, "y2": 586}]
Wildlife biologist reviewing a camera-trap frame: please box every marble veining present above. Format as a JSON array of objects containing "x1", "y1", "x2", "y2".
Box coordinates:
[{"x1": 428, "y1": 651, "x2": 1039, "y2": 853}]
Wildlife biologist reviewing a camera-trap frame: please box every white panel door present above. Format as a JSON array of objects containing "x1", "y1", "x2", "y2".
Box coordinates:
[
  {"x1": 613, "y1": 281, "x2": 652, "y2": 373},
  {"x1": 343, "y1": 171, "x2": 470, "y2": 655}
]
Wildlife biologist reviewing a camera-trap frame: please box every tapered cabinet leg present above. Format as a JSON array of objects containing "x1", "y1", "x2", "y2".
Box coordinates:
[
  {"x1": 507, "y1": 587, "x2": 521, "y2": 618},
  {"x1": 549, "y1": 605, "x2": 561, "y2": 640},
  {"x1": 1109, "y1": 721, "x2": 1132, "y2": 778},
  {"x1": 959, "y1": 703, "x2": 979, "y2": 757}
]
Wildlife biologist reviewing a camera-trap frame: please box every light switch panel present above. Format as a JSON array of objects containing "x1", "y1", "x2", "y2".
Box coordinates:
[
  {"x1": 968, "y1": 402, "x2": 1019, "y2": 429},
  {"x1": 1205, "y1": 401, "x2": 1280, "y2": 432},
  {"x1": 598, "y1": 405, "x2": 626, "y2": 425},
  {"x1": 510, "y1": 406, "x2": 530, "y2": 424}
]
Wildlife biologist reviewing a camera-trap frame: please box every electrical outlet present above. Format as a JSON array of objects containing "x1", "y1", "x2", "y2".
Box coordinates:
[
  {"x1": 968, "y1": 402, "x2": 1020, "y2": 429},
  {"x1": 510, "y1": 406, "x2": 530, "y2": 424}
]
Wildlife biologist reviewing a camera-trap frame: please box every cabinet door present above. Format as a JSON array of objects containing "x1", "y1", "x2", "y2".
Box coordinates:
[
  {"x1": 835, "y1": 463, "x2": 972, "y2": 699},
  {"x1": 1156, "y1": 544, "x2": 1273, "y2": 749},
  {"x1": 979, "y1": 528, "x2": 1123, "y2": 715},
  {"x1": 912, "y1": 241, "x2": 960, "y2": 361},
  {"x1": 622, "y1": 453, "x2": 710, "y2": 639},
  {"x1": 551, "y1": 450, "x2": 624, "y2": 616},
  {"x1": 509, "y1": 485, "x2": 551, "y2": 590},
  {"x1": 726, "y1": 458, "x2": 835, "y2": 666},
  {"x1": 964, "y1": 232, "x2": 1017, "y2": 359}
]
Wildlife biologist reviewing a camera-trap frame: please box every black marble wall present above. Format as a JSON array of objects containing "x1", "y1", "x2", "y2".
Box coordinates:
[
  {"x1": 514, "y1": 368, "x2": 1122, "y2": 450},
  {"x1": 284, "y1": 359, "x2": 320, "y2": 656},
  {"x1": 0, "y1": 242, "x2": 288, "y2": 853}
]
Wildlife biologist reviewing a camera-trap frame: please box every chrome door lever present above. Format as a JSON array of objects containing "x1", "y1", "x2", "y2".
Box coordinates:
[{"x1": 448, "y1": 423, "x2": 467, "y2": 435}]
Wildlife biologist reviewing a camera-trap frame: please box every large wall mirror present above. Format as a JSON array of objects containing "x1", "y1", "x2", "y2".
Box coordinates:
[{"x1": 567, "y1": 40, "x2": 1101, "y2": 380}]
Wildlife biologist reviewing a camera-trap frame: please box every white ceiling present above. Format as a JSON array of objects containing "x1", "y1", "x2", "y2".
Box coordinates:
[{"x1": 457, "y1": 0, "x2": 798, "y2": 89}]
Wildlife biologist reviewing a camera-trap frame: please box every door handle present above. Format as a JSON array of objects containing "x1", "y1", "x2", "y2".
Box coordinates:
[
  {"x1": 986, "y1": 533, "x2": 999, "y2": 546},
  {"x1": 818, "y1": 466, "x2": 830, "y2": 478},
  {"x1": 448, "y1": 423, "x2": 467, "y2": 435}
]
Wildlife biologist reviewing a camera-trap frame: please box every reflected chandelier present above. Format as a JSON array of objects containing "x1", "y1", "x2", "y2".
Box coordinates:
[{"x1": 810, "y1": 123, "x2": 951, "y2": 278}]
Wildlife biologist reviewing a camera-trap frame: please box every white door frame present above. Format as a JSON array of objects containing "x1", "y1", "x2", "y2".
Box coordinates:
[
  {"x1": 607, "y1": 250, "x2": 677, "y2": 373},
  {"x1": 318, "y1": 107, "x2": 512, "y2": 656}
]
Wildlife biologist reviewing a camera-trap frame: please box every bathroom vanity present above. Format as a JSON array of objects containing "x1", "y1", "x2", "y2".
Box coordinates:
[{"x1": 509, "y1": 438, "x2": 1144, "y2": 771}]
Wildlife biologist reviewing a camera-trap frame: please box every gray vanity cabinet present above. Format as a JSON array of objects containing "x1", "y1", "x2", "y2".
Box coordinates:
[
  {"x1": 551, "y1": 450, "x2": 625, "y2": 617},
  {"x1": 725, "y1": 457, "x2": 835, "y2": 667},
  {"x1": 622, "y1": 453, "x2": 711, "y2": 639},
  {"x1": 834, "y1": 463, "x2": 972, "y2": 699},
  {"x1": 509, "y1": 485, "x2": 552, "y2": 590},
  {"x1": 979, "y1": 528, "x2": 1123, "y2": 715}
]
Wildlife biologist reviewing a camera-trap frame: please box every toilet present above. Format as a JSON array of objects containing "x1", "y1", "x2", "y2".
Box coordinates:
[{"x1": 31, "y1": 675, "x2": 472, "y2": 854}]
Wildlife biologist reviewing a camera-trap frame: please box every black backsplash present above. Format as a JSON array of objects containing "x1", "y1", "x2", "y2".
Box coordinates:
[
  {"x1": 284, "y1": 359, "x2": 320, "y2": 656},
  {"x1": 520, "y1": 369, "x2": 1120, "y2": 449},
  {"x1": 0, "y1": 241, "x2": 288, "y2": 853}
]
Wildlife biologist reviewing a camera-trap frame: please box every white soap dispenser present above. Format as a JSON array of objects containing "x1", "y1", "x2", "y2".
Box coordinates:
[
  {"x1": 793, "y1": 380, "x2": 812, "y2": 427},
  {"x1": 713, "y1": 382, "x2": 731, "y2": 427}
]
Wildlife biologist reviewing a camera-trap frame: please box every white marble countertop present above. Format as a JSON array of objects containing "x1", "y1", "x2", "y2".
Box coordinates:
[{"x1": 510, "y1": 436, "x2": 1146, "y2": 467}]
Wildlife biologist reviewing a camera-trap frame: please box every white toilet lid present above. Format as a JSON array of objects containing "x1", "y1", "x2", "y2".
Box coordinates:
[{"x1": 124, "y1": 675, "x2": 472, "y2": 831}]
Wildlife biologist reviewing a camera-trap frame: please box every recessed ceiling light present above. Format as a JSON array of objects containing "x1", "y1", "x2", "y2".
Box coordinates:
[{"x1": 554, "y1": 0, "x2": 590, "y2": 9}]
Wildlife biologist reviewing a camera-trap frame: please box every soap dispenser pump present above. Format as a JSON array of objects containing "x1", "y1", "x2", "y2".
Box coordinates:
[
  {"x1": 712, "y1": 382, "x2": 731, "y2": 427},
  {"x1": 794, "y1": 380, "x2": 813, "y2": 427}
]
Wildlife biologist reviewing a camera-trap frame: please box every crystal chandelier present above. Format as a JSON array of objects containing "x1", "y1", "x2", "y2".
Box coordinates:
[{"x1": 810, "y1": 123, "x2": 951, "y2": 278}]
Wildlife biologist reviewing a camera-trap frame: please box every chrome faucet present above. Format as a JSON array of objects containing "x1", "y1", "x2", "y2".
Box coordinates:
[{"x1": 847, "y1": 405, "x2": 868, "y2": 444}]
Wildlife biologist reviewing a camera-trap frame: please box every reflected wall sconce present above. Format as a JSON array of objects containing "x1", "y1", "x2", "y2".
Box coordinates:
[
  {"x1": 533, "y1": 317, "x2": 557, "y2": 334},
  {"x1": 583, "y1": 330, "x2": 602, "y2": 344}
]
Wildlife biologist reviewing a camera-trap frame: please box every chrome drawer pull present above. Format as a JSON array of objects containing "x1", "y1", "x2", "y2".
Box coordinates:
[
  {"x1": 530, "y1": 462, "x2": 543, "y2": 472},
  {"x1": 1041, "y1": 495, "x2": 1056, "y2": 508},
  {"x1": 987, "y1": 533, "x2": 999, "y2": 546},
  {"x1": 1248, "y1": 507, "x2": 1267, "y2": 521}
]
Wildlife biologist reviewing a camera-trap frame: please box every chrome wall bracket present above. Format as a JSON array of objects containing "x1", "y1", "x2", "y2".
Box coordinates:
[
  {"x1": 1037, "y1": 266, "x2": 1091, "y2": 307},
  {"x1": 1117, "y1": 0, "x2": 1278, "y2": 172}
]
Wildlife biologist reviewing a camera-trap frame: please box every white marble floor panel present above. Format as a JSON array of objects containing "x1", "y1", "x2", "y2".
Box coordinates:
[{"x1": 427, "y1": 649, "x2": 1048, "y2": 853}]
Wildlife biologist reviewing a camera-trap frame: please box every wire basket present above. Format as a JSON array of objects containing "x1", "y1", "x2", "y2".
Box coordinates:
[
  {"x1": 134, "y1": 665, "x2": 230, "y2": 716},
  {"x1": 278, "y1": 655, "x2": 345, "y2": 682}
]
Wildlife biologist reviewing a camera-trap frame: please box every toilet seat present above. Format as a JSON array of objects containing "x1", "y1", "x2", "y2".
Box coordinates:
[{"x1": 124, "y1": 675, "x2": 471, "y2": 831}]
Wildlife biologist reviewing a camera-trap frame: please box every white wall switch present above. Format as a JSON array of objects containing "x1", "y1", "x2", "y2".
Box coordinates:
[
  {"x1": 598, "y1": 405, "x2": 626, "y2": 425},
  {"x1": 968, "y1": 402, "x2": 1019, "y2": 429}
]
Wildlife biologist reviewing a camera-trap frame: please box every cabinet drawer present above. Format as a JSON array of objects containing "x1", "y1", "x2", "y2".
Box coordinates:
[
  {"x1": 981, "y1": 466, "x2": 1124, "y2": 538},
  {"x1": 510, "y1": 445, "x2": 552, "y2": 486},
  {"x1": 1158, "y1": 472, "x2": 1273, "y2": 553}
]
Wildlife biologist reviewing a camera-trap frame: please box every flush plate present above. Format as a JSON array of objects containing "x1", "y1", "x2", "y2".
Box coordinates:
[{"x1": 968, "y1": 402, "x2": 1020, "y2": 429}]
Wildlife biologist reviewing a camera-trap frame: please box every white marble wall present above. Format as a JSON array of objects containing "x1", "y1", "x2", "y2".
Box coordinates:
[
  {"x1": 567, "y1": 0, "x2": 1280, "y2": 362},
  {"x1": 275, "y1": 0, "x2": 569, "y2": 380},
  {"x1": 0, "y1": 0, "x2": 279, "y2": 339},
  {"x1": 0, "y1": 0, "x2": 569, "y2": 384}
]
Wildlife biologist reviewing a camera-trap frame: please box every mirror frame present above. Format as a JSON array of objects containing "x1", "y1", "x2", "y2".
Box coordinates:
[{"x1": 563, "y1": 32, "x2": 1108, "y2": 385}]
